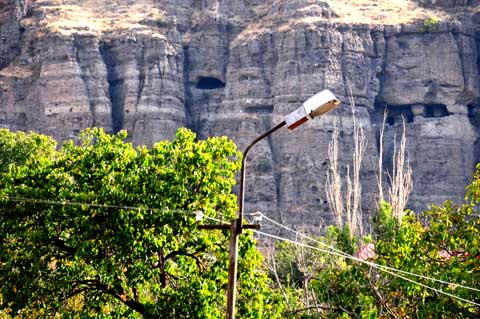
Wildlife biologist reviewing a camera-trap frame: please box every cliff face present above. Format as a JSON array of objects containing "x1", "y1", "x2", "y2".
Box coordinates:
[{"x1": 1, "y1": 0, "x2": 480, "y2": 231}]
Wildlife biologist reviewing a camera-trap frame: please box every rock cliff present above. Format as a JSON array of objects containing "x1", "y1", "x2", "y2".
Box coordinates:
[{"x1": 1, "y1": 0, "x2": 480, "y2": 232}]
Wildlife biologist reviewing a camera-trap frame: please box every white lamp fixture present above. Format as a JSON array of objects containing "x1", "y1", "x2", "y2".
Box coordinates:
[
  {"x1": 285, "y1": 90, "x2": 340, "y2": 130},
  {"x1": 194, "y1": 210, "x2": 204, "y2": 222}
]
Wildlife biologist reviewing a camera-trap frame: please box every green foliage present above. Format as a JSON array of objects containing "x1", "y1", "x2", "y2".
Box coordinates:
[
  {"x1": 372, "y1": 201, "x2": 399, "y2": 241},
  {"x1": 272, "y1": 174, "x2": 480, "y2": 318},
  {"x1": 371, "y1": 198, "x2": 480, "y2": 318},
  {"x1": 421, "y1": 17, "x2": 440, "y2": 32},
  {"x1": 0, "y1": 128, "x2": 284, "y2": 318},
  {"x1": 0, "y1": 129, "x2": 57, "y2": 176}
]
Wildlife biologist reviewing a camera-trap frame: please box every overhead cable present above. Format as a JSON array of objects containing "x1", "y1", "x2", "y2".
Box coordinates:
[{"x1": 254, "y1": 230, "x2": 480, "y2": 308}]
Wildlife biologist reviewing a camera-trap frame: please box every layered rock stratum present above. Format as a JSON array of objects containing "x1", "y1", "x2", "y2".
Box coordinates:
[{"x1": 1, "y1": 0, "x2": 480, "y2": 232}]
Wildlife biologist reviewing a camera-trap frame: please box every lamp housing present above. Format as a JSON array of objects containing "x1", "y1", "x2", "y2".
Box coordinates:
[{"x1": 285, "y1": 90, "x2": 340, "y2": 130}]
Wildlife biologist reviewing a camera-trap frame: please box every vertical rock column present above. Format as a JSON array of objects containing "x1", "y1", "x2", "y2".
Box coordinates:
[
  {"x1": 98, "y1": 34, "x2": 187, "y2": 146},
  {"x1": 130, "y1": 33, "x2": 187, "y2": 146},
  {"x1": 35, "y1": 34, "x2": 97, "y2": 141},
  {"x1": 0, "y1": 0, "x2": 27, "y2": 69}
]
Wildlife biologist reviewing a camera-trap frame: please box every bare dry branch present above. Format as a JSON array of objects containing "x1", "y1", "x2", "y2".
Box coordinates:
[
  {"x1": 325, "y1": 90, "x2": 367, "y2": 238},
  {"x1": 350, "y1": 100, "x2": 367, "y2": 237},
  {"x1": 388, "y1": 117, "x2": 413, "y2": 224},
  {"x1": 377, "y1": 109, "x2": 387, "y2": 204},
  {"x1": 326, "y1": 123, "x2": 343, "y2": 229},
  {"x1": 263, "y1": 244, "x2": 291, "y2": 309}
]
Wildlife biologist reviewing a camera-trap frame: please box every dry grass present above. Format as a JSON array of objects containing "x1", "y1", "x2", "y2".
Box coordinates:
[
  {"x1": 328, "y1": 0, "x2": 446, "y2": 25},
  {"x1": 376, "y1": 111, "x2": 413, "y2": 223},
  {"x1": 348, "y1": 97, "x2": 367, "y2": 238},
  {"x1": 388, "y1": 118, "x2": 413, "y2": 224},
  {"x1": 377, "y1": 109, "x2": 387, "y2": 204},
  {"x1": 235, "y1": 0, "x2": 461, "y2": 43},
  {"x1": 29, "y1": 0, "x2": 470, "y2": 41},
  {"x1": 325, "y1": 93, "x2": 367, "y2": 239},
  {"x1": 326, "y1": 124, "x2": 343, "y2": 229},
  {"x1": 33, "y1": 0, "x2": 166, "y2": 37}
]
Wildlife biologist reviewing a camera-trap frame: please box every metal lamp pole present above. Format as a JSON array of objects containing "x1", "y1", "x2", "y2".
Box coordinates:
[
  {"x1": 225, "y1": 90, "x2": 341, "y2": 319},
  {"x1": 226, "y1": 120, "x2": 286, "y2": 319}
]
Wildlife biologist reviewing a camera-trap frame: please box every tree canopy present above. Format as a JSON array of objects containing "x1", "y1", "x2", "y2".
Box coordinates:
[
  {"x1": 0, "y1": 128, "x2": 284, "y2": 318},
  {"x1": 0, "y1": 129, "x2": 56, "y2": 176},
  {"x1": 271, "y1": 179, "x2": 480, "y2": 318},
  {"x1": 2, "y1": 126, "x2": 479, "y2": 318}
]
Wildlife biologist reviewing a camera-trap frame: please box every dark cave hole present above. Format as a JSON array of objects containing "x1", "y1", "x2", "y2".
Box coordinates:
[
  {"x1": 468, "y1": 100, "x2": 480, "y2": 127},
  {"x1": 468, "y1": 103, "x2": 477, "y2": 119},
  {"x1": 424, "y1": 104, "x2": 449, "y2": 118},
  {"x1": 195, "y1": 76, "x2": 225, "y2": 90},
  {"x1": 385, "y1": 105, "x2": 414, "y2": 126},
  {"x1": 17, "y1": 113, "x2": 27, "y2": 126},
  {"x1": 375, "y1": 100, "x2": 449, "y2": 126},
  {"x1": 386, "y1": 113, "x2": 414, "y2": 126},
  {"x1": 245, "y1": 105, "x2": 273, "y2": 114}
]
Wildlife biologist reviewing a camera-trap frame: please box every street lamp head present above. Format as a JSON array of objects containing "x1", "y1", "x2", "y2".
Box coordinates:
[
  {"x1": 285, "y1": 90, "x2": 341, "y2": 130},
  {"x1": 305, "y1": 90, "x2": 341, "y2": 118}
]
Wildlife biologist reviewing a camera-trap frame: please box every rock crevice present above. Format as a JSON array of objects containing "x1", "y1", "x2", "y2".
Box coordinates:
[{"x1": 99, "y1": 42, "x2": 124, "y2": 133}]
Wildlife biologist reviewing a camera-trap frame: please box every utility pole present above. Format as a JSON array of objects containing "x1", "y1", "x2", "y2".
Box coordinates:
[
  {"x1": 226, "y1": 121, "x2": 287, "y2": 319},
  {"x1": 201, "y1": 90, "x2": 341, "y2": 319},
  {"x1": 226, "y1": 219, "x2": 239, "y2": 319},
  {"x1": 199, "y1": 219, "x2": 259, "y2": 319}
]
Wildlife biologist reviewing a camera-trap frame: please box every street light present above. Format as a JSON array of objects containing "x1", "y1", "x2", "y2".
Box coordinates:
[{"x1": 226, "y1": 89, "x2": 341, "y2": 319}]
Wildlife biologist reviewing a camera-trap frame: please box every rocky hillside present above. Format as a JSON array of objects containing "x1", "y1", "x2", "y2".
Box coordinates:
[{"x1": 1, "y1": 0, "x2": 480, "y2": 232}]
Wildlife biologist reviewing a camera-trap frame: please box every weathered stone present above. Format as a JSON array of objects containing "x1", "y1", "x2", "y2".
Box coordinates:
[
  {"x1": 380, "y1": 31, "x2": 469, "y2": 106},
  {"x1": 1, "y1": 0, "x2": 480, "y2": 232},
  {"x1": 0, "y1": 1, "x2": 22, "y2": 69}
]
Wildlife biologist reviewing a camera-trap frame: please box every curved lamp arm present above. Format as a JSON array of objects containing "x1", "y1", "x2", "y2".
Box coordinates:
[{"x1": 237, "y1": 120, "x2": 286, "y2": 233}]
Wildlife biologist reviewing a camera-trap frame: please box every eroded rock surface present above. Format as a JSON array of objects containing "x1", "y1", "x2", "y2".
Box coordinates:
[{"x1": 1, "y1": 0, "x2": 480, "y2": 232}]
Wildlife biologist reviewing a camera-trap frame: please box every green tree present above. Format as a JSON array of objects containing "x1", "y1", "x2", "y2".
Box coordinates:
[
  {"x1": 272, "y1": 181, "x2": 480, "y2": 318},
  {"x1": 0, "y1": 128, "x2": 284, "y2": 318},
  {"x1": 0, "y1": 129, "x2": 56, "y2": 175}
]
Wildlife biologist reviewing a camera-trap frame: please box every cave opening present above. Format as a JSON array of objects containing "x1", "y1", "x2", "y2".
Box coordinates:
[
  {"x1": 384, "y1": 105, "x2": 414, "y2": 126},
  {"x1": 374, "y1": 100, "x2": 450, "y2": 126},
  {"x1": 468, "y1": 100, "x2": 480, "y2": 127},
  {"x1": 195, "y1": 76, "x2": 225, "y2": 90},
  {"x1": 245, "y1": 105, "x2": 274, "y2": 114},
  {"x1": 424, "y1": 104, "x2": 449, "y2": 118}
]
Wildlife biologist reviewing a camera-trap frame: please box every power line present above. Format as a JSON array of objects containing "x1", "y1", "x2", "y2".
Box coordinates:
[
  {"x1": 254, "y1": 230, "x2": 480, "y2": 308},
  {"x1": 0, "y1": 197, "x2": 236, "y2": 229},
  {"x1": 2, "y1": 196, "x2": 479, "y2": 303},
  {"x1": 4, "y1": 196, "x2": 150, "y2": 211},
  {"x1": 1, "y1": 195, "x2": 236, "y2": 226},
  {"x1": 0, "y1": 196, "x2": 232, "y2": 221},
  {"x1": 2, "y1": 196, "x2": 162, "y2": 212},
  {"x1": 260, "y1": 213, "x2": 480, "y2": 294},
  {"x1": 211, "y1": 213, "x2": 480, "y2": 302}
]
